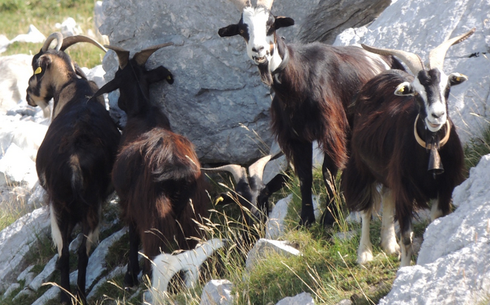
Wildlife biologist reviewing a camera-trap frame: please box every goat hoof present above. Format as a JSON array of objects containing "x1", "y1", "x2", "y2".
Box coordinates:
[
  {"x1": 357, "y1": 250, "x2": 373, "y2": 265},
  {"x1": 124, "y1": 273, "x2": 139, "y2": 288},
  {"x1": 298, "y1": 216, "x2": 315, "y2": 227}
]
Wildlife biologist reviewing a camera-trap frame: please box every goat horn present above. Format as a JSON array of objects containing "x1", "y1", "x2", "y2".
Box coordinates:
[
  {"x1": 105, "y1": 45, "x2": 130, "y2": 69},
  {"x1": 256, "y1": 0, "x2": 273, "y2": 9},
  {"x1": 248, "y1": 154, "x2": 273, "y2": 181},
  {"x1": 42, "y1": 32, "x2": 63, "y2": 52},
  {"x1": 133, "y1": 42, "x2": 174, "y2": 66},
  {"x1": 201, "y1": 164, "x2": 247, "y2": 184},
  {"x1": 361, "y1": 44, "x2": 425, "y2": 76},
  {"x1": 429, "y1": 28, "x2": 476, "y2": 71},
  {"x1": 228, "y1": 0, "x2": 251, "y2": 11},
  {"x1": 60, "y1": 35, "x2": 107, "y2": 53}
]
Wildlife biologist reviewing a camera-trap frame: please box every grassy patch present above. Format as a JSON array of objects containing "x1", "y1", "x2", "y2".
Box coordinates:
[
  {"x1": 0, "y1": 0, "x2": 104, "y2": 68},
  {"x1": 464, "y1": 124, "x2": 490, "y2": 170}
]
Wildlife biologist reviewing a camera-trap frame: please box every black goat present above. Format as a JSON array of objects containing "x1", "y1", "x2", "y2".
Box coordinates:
[
  {"x1": 92, "y1": 43, "x2": 209, "y2": 288},
  {"x1": 218, "y1": 0, "x2": 404, "y2": 226},
  {"x1": 26, "y1": 33, "x2": 121, "y2": 304},
  {"x1": 342, "y1": 28, "x2": 474, "y2": 266}
]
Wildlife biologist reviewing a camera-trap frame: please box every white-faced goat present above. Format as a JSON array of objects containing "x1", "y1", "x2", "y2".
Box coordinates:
[
  {"x1": 26, "y1": 33, "x2": 121, "y2": 304},
  {"x1": 218, "y1": 0, "x2": 404, "y2": 226},
  {"x1": 342, "y1": 28, "x2": 474, "y2": 267},
  {"x1": 92, "y1": 44, "x2": 209, "y2": 288},
  {"x1": 202, "y1": 152, "x2": 287, "y2": 226}
]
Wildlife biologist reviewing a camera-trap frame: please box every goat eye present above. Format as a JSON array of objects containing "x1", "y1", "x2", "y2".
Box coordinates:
[{"x1": 239, "y1": 29, "x2": 244, "y2": 35}]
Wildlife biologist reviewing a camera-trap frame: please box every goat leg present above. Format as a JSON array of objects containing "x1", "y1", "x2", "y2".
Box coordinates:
[
  {"x1": 292, "y1": 141, "x2": 315, "y2": 226},
  {"x1": 124, "y1": 224, "x2": 141, "y2": 288},
  {"x1": 399, "y1": 216, "x2": 413, "y2": 267},
  {"x1": 321, "y1": 153, "x2": 340, "y2": 227},
  {"x1": 76, "y1": 228, "x2": 89, "y2": 305}
]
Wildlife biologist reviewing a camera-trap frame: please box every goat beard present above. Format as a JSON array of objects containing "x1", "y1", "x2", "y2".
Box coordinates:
[{"x1": 258, "y1": 62, "x2": 273, "y2": 87}]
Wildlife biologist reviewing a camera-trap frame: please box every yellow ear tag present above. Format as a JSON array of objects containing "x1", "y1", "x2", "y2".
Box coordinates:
[
  {"x1": 215, "y1": 197, "x2": 224, "y2": 204},
  {"x1": 456, "y1": 77, "x2": 461, "y2": 82},
  {"x1": 34, "y1": 67, "x2": 42, "y2": 75}
]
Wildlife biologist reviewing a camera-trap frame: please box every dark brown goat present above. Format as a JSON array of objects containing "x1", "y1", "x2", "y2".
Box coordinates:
[
  {"x1": 26, "y1": 33, "x2": 121, "y2": 304},
  {"x1": 92, "y1": 43, "x2": 209, "y2": 288},
  {"x1": 342, "y1": 29, "x2": 474, "y2": 267},
  {"x1": 218, "y1": 0, "x2": 404, "y2": 226}
]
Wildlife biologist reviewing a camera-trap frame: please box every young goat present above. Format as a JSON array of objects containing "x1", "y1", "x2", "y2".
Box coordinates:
[
  {"x1": 342, "y1": 28, "x2": 474, "y2": 267},
  {"x1": 218, "y1": 0, "x2": 404, "y2": 226},
  {"x1": 26, "y1": 32, "x2": 121, "y2": 304},
  {"x1": 202, "y1": 152, "x2": 287, "y2": 226},
  {"x1": 92, "y1": 44, "x2": 209, "y2": 288}
]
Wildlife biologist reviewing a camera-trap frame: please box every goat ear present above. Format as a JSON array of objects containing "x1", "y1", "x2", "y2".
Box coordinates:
[
  {"x1": 106, "y1": 45, "x2": 130, "y2": 69},
  {"x1": 146, "y1": 66, "x2": 174, "y2": 85},
  {"x1": 218, "y1": 24, "x2": 240, "y2": 37},
  {"x1": 34, "y1": 55, "x2": 52, "y2": 77},
  {"x1": 134, "y1": 43, "x2": 173, "y2": 66},
  {"x1": 265, "y1": 173, "x2": 288, "y2": 194},
  {"x1": 92, "y1": 78, "x2": 120, "y2": 99},
  {"x1": 448, "y1": 73, "x2": 467, "y2": 86},
  {"x1": 274, "y1": 16, "x2": 294, "y2": 30},
  {"x1": 394, "y1": 81, "x2": 415, "y2": 96}
]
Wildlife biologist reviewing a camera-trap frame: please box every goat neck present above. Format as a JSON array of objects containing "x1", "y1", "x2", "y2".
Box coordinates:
[{"x1": 270, "y1": 36, "x2": 289, "y2": 84}]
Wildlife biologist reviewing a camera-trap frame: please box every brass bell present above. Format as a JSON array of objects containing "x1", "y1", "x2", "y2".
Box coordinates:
[{"x1": 428, "y1": 146, "x2": 444, "y2": 177}]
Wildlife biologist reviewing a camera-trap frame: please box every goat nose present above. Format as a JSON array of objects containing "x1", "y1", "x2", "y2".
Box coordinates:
[
  {"x1": 252, "y1": 45, "x2": 264, "y2": 53},
  {"x1": 431, "y1": 111, "x2": 445, "y2": 119}
]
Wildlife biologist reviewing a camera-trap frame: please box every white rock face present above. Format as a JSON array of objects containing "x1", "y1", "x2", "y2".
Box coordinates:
[
  {"x1": 0, "y1": 207, "x2": 50, "y2": 292},
  {"x1": 246, "y1": 238, "x2": 301, "y2": 271},
  {"x1": 334, "y1": 0, "x2": 490, "y2": 144},
  {"x1": 0, "y1": 54, "x2": 33, "y2": 112},
  {"x1": 10, "y1": 25, "x2": 45, "y2": 44},
  {"x1": 276, "y1": 292, "x2": 315, "y2": 305},
  {"x1": 200, "y1": 279, "x2": 234, "y2": 305}
]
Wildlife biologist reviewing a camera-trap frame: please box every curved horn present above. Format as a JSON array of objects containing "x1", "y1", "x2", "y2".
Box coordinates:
[
  {"x1": 201, "y1": 164, "x2": 247, "y2": 184},
  {"x1": 60, "y1": 35, "x2": 107, "y2": 53},
  {"x1": 105, "y1": 45, "x2": 130, "y2": 69},
  {"x1": 248, "y1": 155, "x2": 273, "y2": 181},
  {"x1": 256, "y1": 0, "x2": 273, "y2": 10},
  {"x1": 429, "y1": 28, "x2": 476, "y2": 71},
  {"x1": 133, "y1": 42, "x2": 174, "y2": 66},
  {"x1": 228, "y1": 0, "x2": 251, "y2": 11},
  {"x1": 361, "y1": 44, "x2": 425, "y2": 75},
  {"x1": 42, "y1": 32, "x2": 63, "y2": 52}
]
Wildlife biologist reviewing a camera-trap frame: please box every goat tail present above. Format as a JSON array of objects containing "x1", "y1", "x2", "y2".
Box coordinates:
[
  {"x1": 68, "y1": 153, "x2": 105, "y2": 209},
  {"x1": 69, "y1": 154, "x2": 88, "y2": 205}
]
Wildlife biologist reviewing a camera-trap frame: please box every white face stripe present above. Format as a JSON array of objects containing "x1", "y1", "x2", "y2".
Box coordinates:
[
  {"x1": 411, "y1": 69, "x2": 448, "y2": 132},
  {"x1": 242, "y1": 7, "x2": 275, "y2": 65}
]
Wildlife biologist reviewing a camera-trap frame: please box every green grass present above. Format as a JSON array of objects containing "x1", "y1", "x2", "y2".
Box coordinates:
[
  {"x1": 464, "y1": 124, "x2": 490, "y2": 170},
  {"x1": 0, "y1": 0, "x2": 104, "y2": 68}
]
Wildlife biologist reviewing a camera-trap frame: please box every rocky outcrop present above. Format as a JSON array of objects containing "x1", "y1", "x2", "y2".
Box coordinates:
[{"x1": 299, "y1": 0, "x2": 390, "y2": 44}]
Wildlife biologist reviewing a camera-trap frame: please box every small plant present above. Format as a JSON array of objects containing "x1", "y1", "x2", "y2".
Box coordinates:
[{"x1": 464, "y1": 122, "x2": 490, "y2": 170}]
